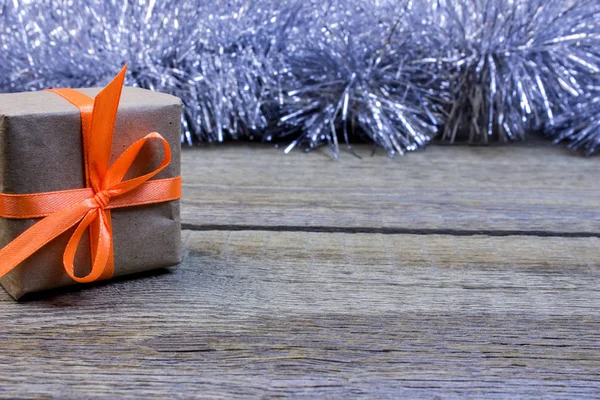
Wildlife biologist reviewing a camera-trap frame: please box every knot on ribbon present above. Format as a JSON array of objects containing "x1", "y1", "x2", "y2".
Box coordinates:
[{"x1": 93, "y1": 191, "x2": 111, "y2": 209}]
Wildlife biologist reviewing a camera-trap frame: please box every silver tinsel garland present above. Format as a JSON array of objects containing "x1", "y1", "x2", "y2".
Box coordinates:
[
  {"x1": 436, "y1": 0, "x2": 600, "y2": 145},
  {"x1": 1, "y1": 0, "x2": 599, "y2": 156},
  {"x1": 550, "y1": 93, "x2": 600, "y2": 155}
]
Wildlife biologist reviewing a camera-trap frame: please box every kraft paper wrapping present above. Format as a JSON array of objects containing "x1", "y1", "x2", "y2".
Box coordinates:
[{"x1": 0, "y1": 87, "x2": 182, "y2": 299}]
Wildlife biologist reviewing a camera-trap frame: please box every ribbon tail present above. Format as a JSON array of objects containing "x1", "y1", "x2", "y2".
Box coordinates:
[
  {"x1": 0, "y1": 202, "x2": 93, "y2": 279},
  {"x1": 88, "y1": 65, "x2": 127, "y2": 190}
]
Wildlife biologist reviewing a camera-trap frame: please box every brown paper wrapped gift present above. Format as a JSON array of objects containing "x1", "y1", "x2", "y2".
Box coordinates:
[{"x1": 0, "y1": 81, "x2": 182, "y2": 299}]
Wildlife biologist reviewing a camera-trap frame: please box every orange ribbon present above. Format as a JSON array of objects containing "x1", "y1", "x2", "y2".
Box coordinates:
[{"x1": 0, "y1": 65, "x2": 181, "y2": 283}]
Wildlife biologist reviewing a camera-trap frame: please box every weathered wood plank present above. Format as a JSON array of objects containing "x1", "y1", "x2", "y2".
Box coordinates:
[
  {"x1": 181, "y1": 140, "x2": 600, "y2": 233},
  {"x1": 1, "y1": 230, "x2": 599, "y2": 398}
]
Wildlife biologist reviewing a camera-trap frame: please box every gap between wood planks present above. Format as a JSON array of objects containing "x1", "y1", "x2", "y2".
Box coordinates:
[{"x1": 181, "y1": 223, "x2": 600, "y2": 238}]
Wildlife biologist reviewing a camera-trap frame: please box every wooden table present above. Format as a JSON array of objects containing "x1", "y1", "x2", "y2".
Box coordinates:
[{"x1": 1, "y1": 140, "x2": 599, "y2": 398}]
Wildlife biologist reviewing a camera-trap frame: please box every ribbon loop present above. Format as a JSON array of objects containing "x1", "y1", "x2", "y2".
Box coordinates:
[
  {"x1": 0, "y1": 65, "x2": 182, "y2": 285},
  {"x1": 63, "y1": 208, "x2": 111, "y2": 283},
  {"x1": 102, "y1": 132, "x2": 172, "y2": 195}
]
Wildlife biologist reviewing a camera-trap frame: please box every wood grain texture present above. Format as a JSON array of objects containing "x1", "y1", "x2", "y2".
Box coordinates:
[
  {"x1": 1, "y1": 143, "x2": 599, "y2": 398},
  {"x1": 1, "y1": 230, "x2": 599, "y2": 398},
  {"x1": 181, "y1": 140, "x2": 600, "y2": 234}
]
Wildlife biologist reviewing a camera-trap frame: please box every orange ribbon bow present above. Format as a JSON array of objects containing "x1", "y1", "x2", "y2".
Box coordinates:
[{"x1": 0, "y1": 65, "x2": 181, "y2": 283}]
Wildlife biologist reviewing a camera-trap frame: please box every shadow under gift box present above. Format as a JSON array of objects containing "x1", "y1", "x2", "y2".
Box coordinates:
[{"x1": 0, "y1": 87, "x2": 182, "y2": 299}]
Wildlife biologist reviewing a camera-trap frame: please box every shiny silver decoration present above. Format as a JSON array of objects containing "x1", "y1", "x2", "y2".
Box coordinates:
[
  {"x1": 0, "y1": 0, "x2": 292, "y2": 146},
  {"x1": 1, "y1": 0, "x2": 599, "y2": 156},
  {"x1": 436, "y1": 0, "x2": 600, "y2": 146},
  {"x1": 550, "y1": 93, "x2": 600, "y2": 155},
  {"x1": 275, "y1": 0, "x2": 448, "y2": 157}
]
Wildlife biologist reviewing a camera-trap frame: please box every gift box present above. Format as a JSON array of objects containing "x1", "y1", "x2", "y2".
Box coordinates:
[{"x1": 0, "y1": 67, "x2": 182, "y2": 299}]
